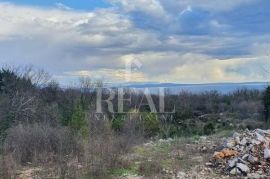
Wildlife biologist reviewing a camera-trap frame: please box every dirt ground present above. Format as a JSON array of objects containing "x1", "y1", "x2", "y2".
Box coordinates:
[
  {"x1": 14, "y1": 131, "x2": 234, "y2": 179},
  {"x1": 112, "y1": 131, "x2": 234, "y2": 179}
]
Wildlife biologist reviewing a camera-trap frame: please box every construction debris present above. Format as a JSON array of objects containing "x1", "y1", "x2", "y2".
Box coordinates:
[{"x1": 209, "y1": 129, "x2": 270, "y2": 177}]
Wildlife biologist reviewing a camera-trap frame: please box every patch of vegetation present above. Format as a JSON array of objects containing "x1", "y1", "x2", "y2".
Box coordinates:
[
  {"x1": 138, "y1": 160, "x2": 163, "y2": 177},
  {"x1": 110, "y1": 167, "x2": 138, "y2": 176}
]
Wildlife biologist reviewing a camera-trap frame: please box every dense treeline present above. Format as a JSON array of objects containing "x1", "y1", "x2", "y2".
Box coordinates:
[{"x1": 0, "y1": 67, "x2": 269, "y2": 178}]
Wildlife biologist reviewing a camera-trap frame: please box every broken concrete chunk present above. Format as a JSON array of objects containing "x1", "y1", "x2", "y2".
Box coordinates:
[
  {"x1": 226, "y1": 140, "x2": 236, "y2": 148},
  {"x1": 230, "y1": 167, "x2": 241, "y2": 175},
  {"x1": 263, "y1": 148, "x2": 270, "y2": 159},
  {"x1": 255, "y1": 132, "x2": 264, "y2": 142},
  {"x1": 235, "y1": 136, "x2": 241, "y2": 144},
  {"x1": 233, "y1": 132, "x2": 240, "y2": 138},
  {"x1": 236, "y1": 163, "x2": 250, "y2": 173},
  {"x1": 212, "y1": 129, "x2": 270, "y2": 176},
  {"x1": 247, "y1": 155, "x2": 258, "y2": 164},
  {"x1": 228, "y1": 158, "x2": 238, "y2": 168},
  {"x1": 255, "y1": 129, "x2": 270, "y2": 136},
  {"x1": 242, "y1": 154, "x2": 249, "y2": 160},
  {"x1": 240, "y1": 138, "x2": 247, "y2": 146}
]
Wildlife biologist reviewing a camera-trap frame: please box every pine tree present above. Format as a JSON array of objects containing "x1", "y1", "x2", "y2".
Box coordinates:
[{"x1": 70, "y1": 101, "x2": 88, "y2": 137}]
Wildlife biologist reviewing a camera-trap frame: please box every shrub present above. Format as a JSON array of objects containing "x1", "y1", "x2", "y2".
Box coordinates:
[
  {"x1": 111, "y1": 115, "x2": 125, "y2": 132},
  {"x1": 70, "y1": 101, "x2": 88, "y2": 137},
  {"x1": 142, "y1": 113, "x2": 160, "y2": 137},
  {"x1": 263, "y1": 86, "x2": 270, "y2": 122},
  {"x1": 0, "y1": 154, "x2": 17, "y2": 179},
  {"x1": 84, "y1": 119, "x2": 125, "y2": 177},
  {"x1": 203, "y1": 122, "x2": 215, "y2": 135},
  {"x1": 138, "y1": 160, "x2": 163, "y2": 177},
  {"x1": 3, "y1": 123, "x2": 78, "y2": 165}
]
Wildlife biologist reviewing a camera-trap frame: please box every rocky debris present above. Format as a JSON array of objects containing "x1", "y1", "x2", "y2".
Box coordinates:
[
  {"x1": 209, "y1": 129, "x2": 270, "y2": 177},
  {"x1": 228, "y1": 158, "x2": 238, "y2": 168},
  {"x1": 176, "y1": 171, "x2": 187, "y2": 179},
  {"x1": 213, "y1": 149, "x2": 238, "y2": 159},
  {"x1": 264, "y1": 148, "x2": 270, "y2": 159},
  {"x1": 236, "y1": 163, "x2": 250, "y2": 173}
]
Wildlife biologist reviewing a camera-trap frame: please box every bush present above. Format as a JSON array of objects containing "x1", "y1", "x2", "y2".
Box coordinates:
[
  {"x1": 84, "y1": 119, "x2": 126, "y2": 178},
  {"x1": 203, "y1": 122, "x2": 215, "y2": 135},
  {"x1": 3, "y1": 123, "x2": 78, "y2": 165},
  {"x1": 111, "y1": 114, "x2": 125, "y2": 133},
  {"x1": 70, "y1": 101, "x2": 88, "y2": 136},
  {"x1": 142, "y1": 113, "x2": 160, "y2": 137},
  {"x1": 138, "y1": 160, "x2": 163, "y2": 177}
]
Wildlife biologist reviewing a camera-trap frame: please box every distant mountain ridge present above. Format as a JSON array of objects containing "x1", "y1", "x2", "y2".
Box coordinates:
[{"x1": 112, "y1": 82, "x2": 269, "y2": 94}]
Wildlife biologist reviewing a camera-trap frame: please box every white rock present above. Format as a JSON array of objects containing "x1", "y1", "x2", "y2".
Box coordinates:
[
  {"x1": 251, "y1": 139, "x2": 261, "y2": 145},
  {"x1": 248, "y1": 155, "x2": 258, "y2": 164},
  {"x1": 255, "y1": 132, "x2": 264, "y2": 142},
  {"x1": 264, "y1": 148, "x2": 270, "y2": 159},
  {"x1": 233, "y1": 132, "x2": 240, "y2": 138},
  {"x1": 238, "y1": 158, "x2": 249, "y2": 165},
  {"x1": 230, "y1": 167, "x2": 241, "y2": 175},
  {"x1": 255, "y1": 129, "x2": 270, "y2": 135},
  {"x1": 177, "y1": 171, "x2": 186, "y2": 179},
  {"x1": 228, "y1": 158, "x2": 238, "y2": 168},
  {"x1": 236, "y1": 163, "x2": 250, "y2": 173},
  {"x1": 226, "y1": 140, "x2": 236, "y2": 148},
  {"x1": 242, "y1": 154, "x2": 249, "y2": 160},
  {"x1": 240, "y1": 138, "x2": 247, "y2": 146},
  {"x1": 235, "y1": 136, "x2": 241, "y2": 144}
]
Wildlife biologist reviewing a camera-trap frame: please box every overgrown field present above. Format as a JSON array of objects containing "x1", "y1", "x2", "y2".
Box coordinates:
[{"x1": 0, "y1": 67, "x2": 270, "y2": 178}]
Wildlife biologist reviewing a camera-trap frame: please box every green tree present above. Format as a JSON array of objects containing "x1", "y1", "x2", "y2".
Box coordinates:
[
  {"x1": 70, "y1": 101, "x2": 88, "y2": 137},
  {"x1": 142, "y1": 113, "x2": 160, "y2": 137},
  {"x1": 263, "y1": 86, "x2": 270, "y2": 123},
  {"x1": 111, "y1": 114, "x2": 125, "y2": 133}
]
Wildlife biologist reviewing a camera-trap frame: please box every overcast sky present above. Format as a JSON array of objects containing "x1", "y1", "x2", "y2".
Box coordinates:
[{"x1": 0, "y1": 0, "x2": 270, "y2": 85}]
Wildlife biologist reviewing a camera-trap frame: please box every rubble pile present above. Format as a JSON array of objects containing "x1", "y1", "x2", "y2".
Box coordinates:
[{"x1": 211, "y1": 129, "x2": 270, "y2": 178}]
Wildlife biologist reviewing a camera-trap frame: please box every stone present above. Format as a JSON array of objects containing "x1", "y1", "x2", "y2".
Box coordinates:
[
  {"x1": 230, "y1": 167, "x2": 241, "y2": 175},
  {"x1": 228, "y1": 158, "x2": 238, "y2": 168},
  {"x1": 242, "y1": 154, "x2": 249, "y2": 160},
  {"x1": 177, "y1": 171, "x2": 186, "y2": 179},
  {"x1": 226, "y1": 140, "x2": 236, "y2": 148},
  {"x1": 251, "y1": 139, "x2": 261, "y2": 145},
  {"x1": 212, "y1": 129, "x2": 270, "y2": 176},
  {"x1": 255, "y1": 129, "x2": 270, "y2": 135},
  {"x1": 255, "y1": 132, "x2": 264, "y2": 142},
  {"x1": 263, "y1": 148, "x2": 270, "y2": 159},
  {"x1": 235, "y1": 136, "x2": 241, "y2": 144},
  {"x1": 247, "y1": 155, "x2": 258, "y2": 164},
  {"x1": 238, "y1": 158, "x2": 249, "y2": 165},
  {"x1": 236, "y1": 163, "x2": 250, "y2": 173},
  {"x1": 240, "y1": 138, "x2": 247, "y2": 146},
  {"x1": 233, "y1": 132, "x2": 240, "y2": 138}
]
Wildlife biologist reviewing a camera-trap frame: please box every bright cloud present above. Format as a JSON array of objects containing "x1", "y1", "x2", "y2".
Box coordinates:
[{"x1": 0, "y1": 1, "x2": 270, "y2": 84}]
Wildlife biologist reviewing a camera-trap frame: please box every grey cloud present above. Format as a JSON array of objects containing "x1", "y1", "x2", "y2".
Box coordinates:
[{"x1": 0, "y1": 1, "x2": 270, "y2": 84}]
